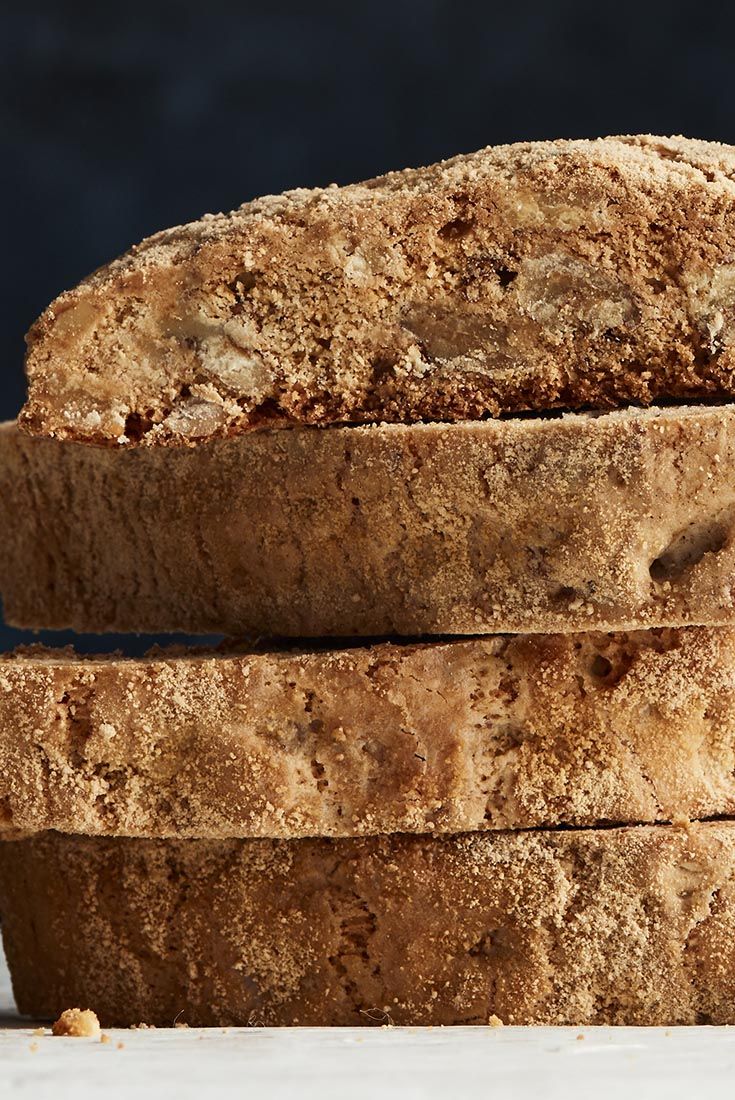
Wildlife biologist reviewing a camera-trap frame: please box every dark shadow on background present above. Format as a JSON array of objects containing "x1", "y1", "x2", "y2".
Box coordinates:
[{"x1": 0, "y1": 619, "x2": 226, "y2": 655}]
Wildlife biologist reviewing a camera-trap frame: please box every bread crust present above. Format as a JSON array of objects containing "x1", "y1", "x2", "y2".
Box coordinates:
[
  {"x1": 2, "y1": 628, "x2": 735, "y2": 838},
  {"x1": 2, "y1": 823, "x2": 734, "y2": 1026},
  {"x1": 4, "y1": 405, "x2": 735, "y2": 635},
  {"x1": 20, "y1": 135, "x2": 735, "y2": 445}
]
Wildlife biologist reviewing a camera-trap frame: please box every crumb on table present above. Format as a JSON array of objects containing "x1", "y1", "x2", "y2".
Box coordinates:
[{"x1": 51, "y1": 1008, "x2": 101, "y2": 1038}]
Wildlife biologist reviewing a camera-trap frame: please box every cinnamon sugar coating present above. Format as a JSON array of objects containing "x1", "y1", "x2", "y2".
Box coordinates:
[
  {"x1": 21, "y1": 136, "x2": 735, "y2": 446},
  {"x1": 3, "y1": 405, "x2": 735, "y2": 636},
  {"x1": 1, "y1": 628, "x2": 735, "y2": 838},
  {"x1": 2, "y1": 823, "x2": 735, "y2": 1026}
]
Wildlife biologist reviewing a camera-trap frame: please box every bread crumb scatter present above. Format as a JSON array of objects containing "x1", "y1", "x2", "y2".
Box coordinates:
[
  {"x1": 51, "y1": 1008, "x2": 100, "y2": 1037},
  {"x1": 487, "y1": 1015, "x2": 504, "y2": 1027}
]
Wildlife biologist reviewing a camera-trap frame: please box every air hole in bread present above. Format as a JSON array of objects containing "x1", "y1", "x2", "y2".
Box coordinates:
[
  {"x1": 227, "y1": 271, "x2": 258, "y2": 299},
  {"x1": 438, "y1": 217, "x2": 475, "y2": 240},
  {"x1": 496, "y1": 265, "x2": 517, "y2": 288},
  {"x1": 650, "y1": 508, "x2": 735, "y2": 583},
  {"x1": 588, "y1": 649, "x2": 635, "y2": 688},
  {"x1": 122, "y1": 411, "x2": 153, "y2": 443},
  {"x1": 589, "y1": 655, "x2": 613, "y2": 679}
]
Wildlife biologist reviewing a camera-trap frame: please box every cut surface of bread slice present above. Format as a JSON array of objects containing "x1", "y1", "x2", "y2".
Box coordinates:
[
  {"x1": 20, "y1": 135, "x2": 735, "y2": 445},
  {"x1": 3, "y1": 404, "x2": 735, "y2": 636},
  {"x1": 1, "y1": 823, "x2": 733, "y2": 1026},
  {"x1": 2, "y1": 628, "x2": 735, "y2": 838}
]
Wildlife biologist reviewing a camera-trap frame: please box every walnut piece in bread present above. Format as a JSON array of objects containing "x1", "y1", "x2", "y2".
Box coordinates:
[{"x1": 21, "y1": 135, "x2": 735, "y2": 445}]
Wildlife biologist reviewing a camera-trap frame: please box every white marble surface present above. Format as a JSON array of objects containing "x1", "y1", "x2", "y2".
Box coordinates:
[{"x1": 2, "y1": 946, "x2": 735, "y2": 1099}]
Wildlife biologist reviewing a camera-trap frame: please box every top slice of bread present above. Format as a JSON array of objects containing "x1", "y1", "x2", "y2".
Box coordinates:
[{"x1": 21, "y1": 134, "x2": 735, "y2": 445}]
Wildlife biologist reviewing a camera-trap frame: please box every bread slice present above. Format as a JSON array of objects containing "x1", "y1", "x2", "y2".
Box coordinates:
[
  {"x1": 1, "y1": 822, "x2": 733, "y2": 1025},
  {"x1": 20, "y1": 135, "x2": 735, "y2": 446},
  {"x1": 3, "y1": 404, "x2": 735, "y2": 636},
  {"x1": 3, "y1": 627, "x2": 735, "y2": 838}
]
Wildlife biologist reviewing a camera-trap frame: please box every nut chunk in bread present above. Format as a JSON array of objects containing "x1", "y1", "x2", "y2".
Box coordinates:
[{"x1": 21, "y1": 135, "x2": 735, "y2": 444}]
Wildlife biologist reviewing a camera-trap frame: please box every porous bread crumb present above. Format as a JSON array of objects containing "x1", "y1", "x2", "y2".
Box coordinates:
[
  {"x1": 20, "y1": 135, "x2": 735, "y2": 446},
  {"x1": 487, "y1": 1015, "x2": 504, "y2": 1027},
  {"x1": 4, "y1": 822, "x2": 735, "y2": 1027},
  {"x1": 4, "y1": 405, "x2": 735, "y2": 639},
  {"x1": 51, "y1": 1008, "x2": 100, "y2": 1037},
  {"x1": 2, "y1": 626, "x2": 735, "y2": 839}
]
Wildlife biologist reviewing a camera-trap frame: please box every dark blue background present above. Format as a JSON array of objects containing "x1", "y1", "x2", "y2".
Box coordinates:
[{"x1": 3, "y1": 0, "x2": 734, "y2": 649}]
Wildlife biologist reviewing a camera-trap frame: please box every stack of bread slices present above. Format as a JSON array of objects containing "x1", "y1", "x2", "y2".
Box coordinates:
[{"x1": 3, "y1": 134, "x2": 735, "y2": 1027}]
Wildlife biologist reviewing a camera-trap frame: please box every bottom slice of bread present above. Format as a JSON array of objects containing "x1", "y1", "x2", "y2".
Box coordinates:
[{"x1": 1, "y1": 823, "x2": 734, "y2": 1026}]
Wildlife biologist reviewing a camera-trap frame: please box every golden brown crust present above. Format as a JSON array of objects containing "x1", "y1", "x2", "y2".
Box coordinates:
[
  {"x1": 2, "y1": 823, "x2": 735, "y2": 1026},
  {"x1": 21, "y1": 135, "x2": 735, "y2": 445},
  {"x1": 4, "y1": 405, "x2": 735, "y2": 636},
  {"x1": 2, "y1": 628, "x2": 735, "y2": 838}
]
